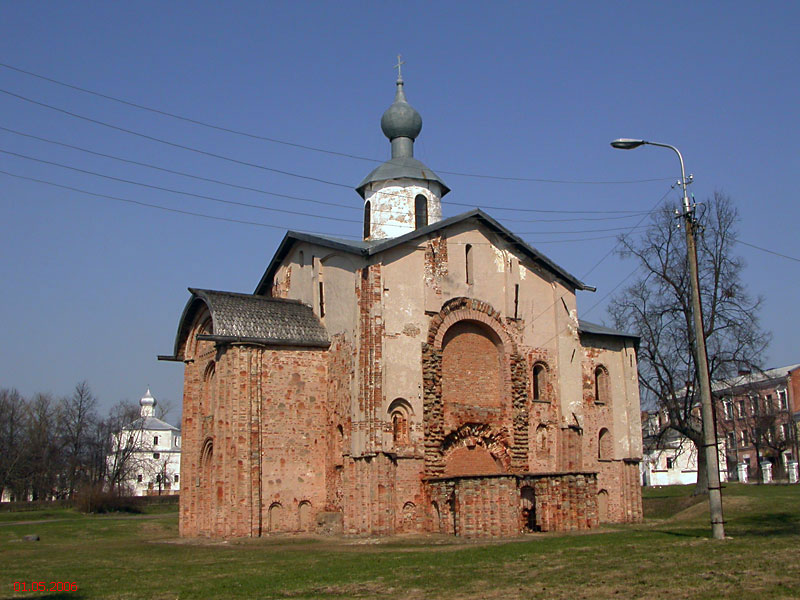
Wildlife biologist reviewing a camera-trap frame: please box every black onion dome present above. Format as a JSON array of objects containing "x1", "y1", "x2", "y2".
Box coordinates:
[{"x1": 380, "y1": 82, "x2": 422, "y2": 140}]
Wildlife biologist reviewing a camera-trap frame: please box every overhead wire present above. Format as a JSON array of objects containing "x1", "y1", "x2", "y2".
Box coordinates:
[
  {"x1": 0, "y1": 124, "x2": 652, "y2": 219},
  {"x1": 0, "y1": 90, "x2": 650, "y2": 215},
  {"x1": 0, "y1": 149, "x2": 361, "y2": 224},
  {"x1": 0, "y1": 169, "x2": 362, "y2": 237},
  {"x1": 0, "y1": 88, "x2": 355, "y2": 190},
  {"x1": 0, "y1": 61, "x2": 673, "y2": 185},
  {"x1": 0, "y1": 125, "x2": 361, "y2": 212},
  {"x1": 731, "y1": 238, "x2": 800, "y2": 264},
  {"x1": 3, "y1": 145, "x2": 659, "y2": 236}
]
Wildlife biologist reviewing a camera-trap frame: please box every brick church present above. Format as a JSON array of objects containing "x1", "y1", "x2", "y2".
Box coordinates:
[{"x1": 160, "y1": 73, "x2": 643, "y2": 538}]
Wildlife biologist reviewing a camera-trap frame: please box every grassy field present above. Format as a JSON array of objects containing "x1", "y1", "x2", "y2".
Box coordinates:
[{"x1": 1, "y1": 483, "x2": 799, "y2": 599}]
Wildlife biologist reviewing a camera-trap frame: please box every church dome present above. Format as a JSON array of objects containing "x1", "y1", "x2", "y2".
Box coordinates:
[
  {"x1": 356, "y1": 70, "x2": 449, "y2": 200},
  {"x1": 140, "y1": 387, "x2": 156, "y2": 417},
  {"x1": 380, "y1": 81, "x2": 422, "y2": 141}
]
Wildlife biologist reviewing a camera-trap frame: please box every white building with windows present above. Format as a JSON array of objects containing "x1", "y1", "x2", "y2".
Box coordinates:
[
  {"x1": 640, "y1": 411, "x2": 728, "y2": 486},
  {"x1": 109, "y1": 389, "x2": 181, "y2": 496}
]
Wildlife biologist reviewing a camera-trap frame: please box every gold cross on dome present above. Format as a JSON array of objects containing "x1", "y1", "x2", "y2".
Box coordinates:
[{"x1": 394, "y1": 54, "x2": 405, "y2": 81}]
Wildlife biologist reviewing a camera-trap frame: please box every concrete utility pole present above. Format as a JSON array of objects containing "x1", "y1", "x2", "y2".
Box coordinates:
[{"x1": 611, "y1": 138, "x2": 726, "y2": 540}]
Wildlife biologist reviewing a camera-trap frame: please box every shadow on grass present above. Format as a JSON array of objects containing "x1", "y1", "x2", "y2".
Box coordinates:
[
  {"x1": 651, "y1": 528, "x2": 711, "y2": 539},
  {"x1": 731, "y1": 512, "x2": 800, "y2": 537},
  {"x1": 654, "y1": 512, "x2": 800, "y2": 539}
]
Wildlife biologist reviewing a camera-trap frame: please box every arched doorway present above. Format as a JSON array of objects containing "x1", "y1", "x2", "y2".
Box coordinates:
[
  {"x1": 298, "y1": 501, "x2": 313, "y2": 532},
  {"x1": 597, "y1": 489, "x2": 609, "y2": 523},
  {"x1": 521, "y1": 486, "x2": 537, "y2": 531},
  {"x1": 268, "y1": 502, "x2": 284, "y2": 533}
]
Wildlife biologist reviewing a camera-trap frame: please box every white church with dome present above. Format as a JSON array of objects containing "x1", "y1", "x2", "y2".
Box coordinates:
[{"x1": 109, "y1": 389, "x2": 182, "y2": 496}]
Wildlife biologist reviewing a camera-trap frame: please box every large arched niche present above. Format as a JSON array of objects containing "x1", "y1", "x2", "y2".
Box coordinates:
[
  {"x1": 422, "y1": 297, "x2": 527, "y2": 475},
  {"x1": 441, "y1": 319, "x2": 504, "y2": 410}
]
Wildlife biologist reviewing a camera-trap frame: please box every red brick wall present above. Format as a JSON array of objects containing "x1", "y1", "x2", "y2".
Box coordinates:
[
  {"x1": 175, "y1": 285, "x2": 642, "y2": 538},
  {"x1": 178, "y1": 299, "x2": 331, "y2": 538},
  {"x1": 425, "y1": 472, "x2": 598, "y2": 538},
  {"x1": 442, "y1": 321, "x2": 503, "y2": 413}
]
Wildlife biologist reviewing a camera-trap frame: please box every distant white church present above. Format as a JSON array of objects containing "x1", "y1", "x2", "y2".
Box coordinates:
[{"x1": 109, "y1": 389, "x2": 181, "y2": 496}]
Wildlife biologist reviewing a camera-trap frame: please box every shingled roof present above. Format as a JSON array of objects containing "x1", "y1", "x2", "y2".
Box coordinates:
[{"x1": 159, "y1": 289, "x2": 329, "y2": 361}]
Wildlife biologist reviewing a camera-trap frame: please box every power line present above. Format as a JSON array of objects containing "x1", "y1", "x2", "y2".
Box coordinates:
[
  {"x1": 0, "y1": 62, "x2": 380, "y2": 164},
  {"x1": 4, "y1": 145, "x2": 656, "y2": 236},
  {"x1": 0, "y1": 125, "x2": 361, "y2": 212},
  {"x1": 0, "y1": 88, "x2": 354, "y2": 190},
  {"x1": 581, "y1": 266, "x2": 642, "y2": 317},
  {"x1": 581, "y1": 184, "x2": 677, "y2": 279},
  {"x1": 437, "y1": 169, "x2": 673, "y2": 185},
  {"x1": 444, "y1": 199, "x2": 648, "y2": 214},
  {"x1": 516, "y1": 224, "x2": 650, "y2": 236},
  {"x1": 732, "y1": 238, "x2": 800, "y2": 264},
  {"x1": 0, "y1": 149, "x2": 361, "y2": 224},
  {"x1": 0, "y1": 62, "x2": 674, "y2": 186},
  {"x1": 0, "y1": 124, "x2": 652, "y2": 217},
  {"x1": 3, "y1": 163, "x2": 657, "y2": 251},
  {"x1": 0, "y1": 169, "x2": 361, "y2": 237}
]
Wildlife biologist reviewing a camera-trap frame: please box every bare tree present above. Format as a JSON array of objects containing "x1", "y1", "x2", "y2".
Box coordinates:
[
  {"x1": 61, "y1": 381, "x2": 99, "y2": 497},
  {"x1": 23, "y1": 393, "x2": 63, "y2": 500},
  {"x1": 155, "y1": 397, "x2": 176, "y2": 423},
  {"x1": 609, "y1": 193, "x2": 770, "y2": 494},
  {"x1": 104, "y1": 399, "x2": 147, "y2": 495},
  {"x1": 0, "y1": 389, "x2": 28, "y2": 501}
]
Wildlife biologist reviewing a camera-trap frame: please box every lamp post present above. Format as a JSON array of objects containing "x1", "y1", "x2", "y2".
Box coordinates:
[{"x1": 611, "y1": 138, "x2": 725, "y2": 540}]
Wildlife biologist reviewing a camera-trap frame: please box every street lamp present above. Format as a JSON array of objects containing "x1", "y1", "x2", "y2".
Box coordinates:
[{"x1": 611, "y1": 138, "x2": 726, "y2": 540}]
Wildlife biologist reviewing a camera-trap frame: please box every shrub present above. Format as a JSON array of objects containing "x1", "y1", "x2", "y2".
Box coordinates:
[{"x1": 72, "y1": 485, "x2": 142, "y2": 514}]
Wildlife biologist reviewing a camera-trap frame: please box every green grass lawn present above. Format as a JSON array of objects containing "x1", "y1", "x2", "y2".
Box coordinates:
[{"x1": 2, "y1": 484, "x2": 799, "y2": 599}]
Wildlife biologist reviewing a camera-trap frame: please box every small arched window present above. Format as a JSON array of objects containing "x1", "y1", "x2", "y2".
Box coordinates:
[
  {"x1": 594, "y1": 365, "x2": 610, "y2": 404},
  {"x1": 363, "y1": 201, "x2": 371, "y2": 239},
  {"x1": 392, "y1": 413, "x2": 408, "y2": 444},
  {"x1": 415, "y1": 194, "x2": 428, "y2": 229},
  {"x1": 200, "y1": 437, "x2": 214, "y2": 466},
  {"x1": 536, "y1": 424, "x2": 548, "y2": 454},
  {"x1": 465, "y1": 244, "x2": 473, "y2": 285},
  {"x1": 598, "y1": 427, "x2": 612, "y2": 460},
  {"x1": 202, "y1": 361, "x2": 216, "y2": 412},
  {"x1": 532, "y1": 362, "x2": 548, "y2": 401},
  {"x1": 388, "y1": 398, "x2": 412, "y2": 446}
]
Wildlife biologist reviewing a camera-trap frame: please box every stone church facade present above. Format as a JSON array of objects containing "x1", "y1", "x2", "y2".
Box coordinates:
[{"x1": 160, "y1": 74, "x2": 643, "y2": 538}]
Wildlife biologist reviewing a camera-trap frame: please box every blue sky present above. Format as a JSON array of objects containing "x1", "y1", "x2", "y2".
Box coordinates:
[{"x1": 1, "y1": 2, "x2": 798, "y2": 418}]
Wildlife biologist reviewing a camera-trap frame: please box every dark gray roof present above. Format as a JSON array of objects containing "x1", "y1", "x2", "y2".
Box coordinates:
[
  {"x1": 159, "y1": 289, "x2": 329, "y2": 361},
  {"x1": 578, "y1": 319, "x2": 640, "y2": 342},
  {"x1": 255, "y1": 209, "x2": 592, "y2": 295},
  {"x1": 123, "y1": 416, "x2": 179, "y2": 432},
  {"x1": 711, "y1": 363, "x2": 800, "y2": 394},
  {"x1": 356, "y1": 156, "x2": 450, "y2": 198}
]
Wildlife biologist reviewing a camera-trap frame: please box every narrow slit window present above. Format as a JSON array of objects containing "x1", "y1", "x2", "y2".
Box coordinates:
[
  {"x1": 532, "y1": 363, "x2": 547, "y2": 401},
  {"x1": 414, "y1": 194, "x2": 428, "y2": 229},
  {"x1": 363, "y1": 201, "x2": 371, "y2": 239},
  {"x1": 594, "y1": 366, "x2": 609, "y2": 404},
  {"x1": 465, "y1": 244, "x2": 473, "y2": 284},
  {"x1": 513, "y1": 284, "x2": 520, "y2": 319},
  {"x1": 319, "y1": 281, "x2": 325, "y2": 317}
]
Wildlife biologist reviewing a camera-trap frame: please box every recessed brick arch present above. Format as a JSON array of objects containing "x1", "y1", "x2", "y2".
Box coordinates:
[
  {"x1": 427, "y1": 297, "x2": 518, "y2": 354},
  {"x1": 441, "y1": 423, "x2": 512, "y2": 475},
  {"x1": 422, "y1": 298, "x2": 529, "y2": 476}
]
